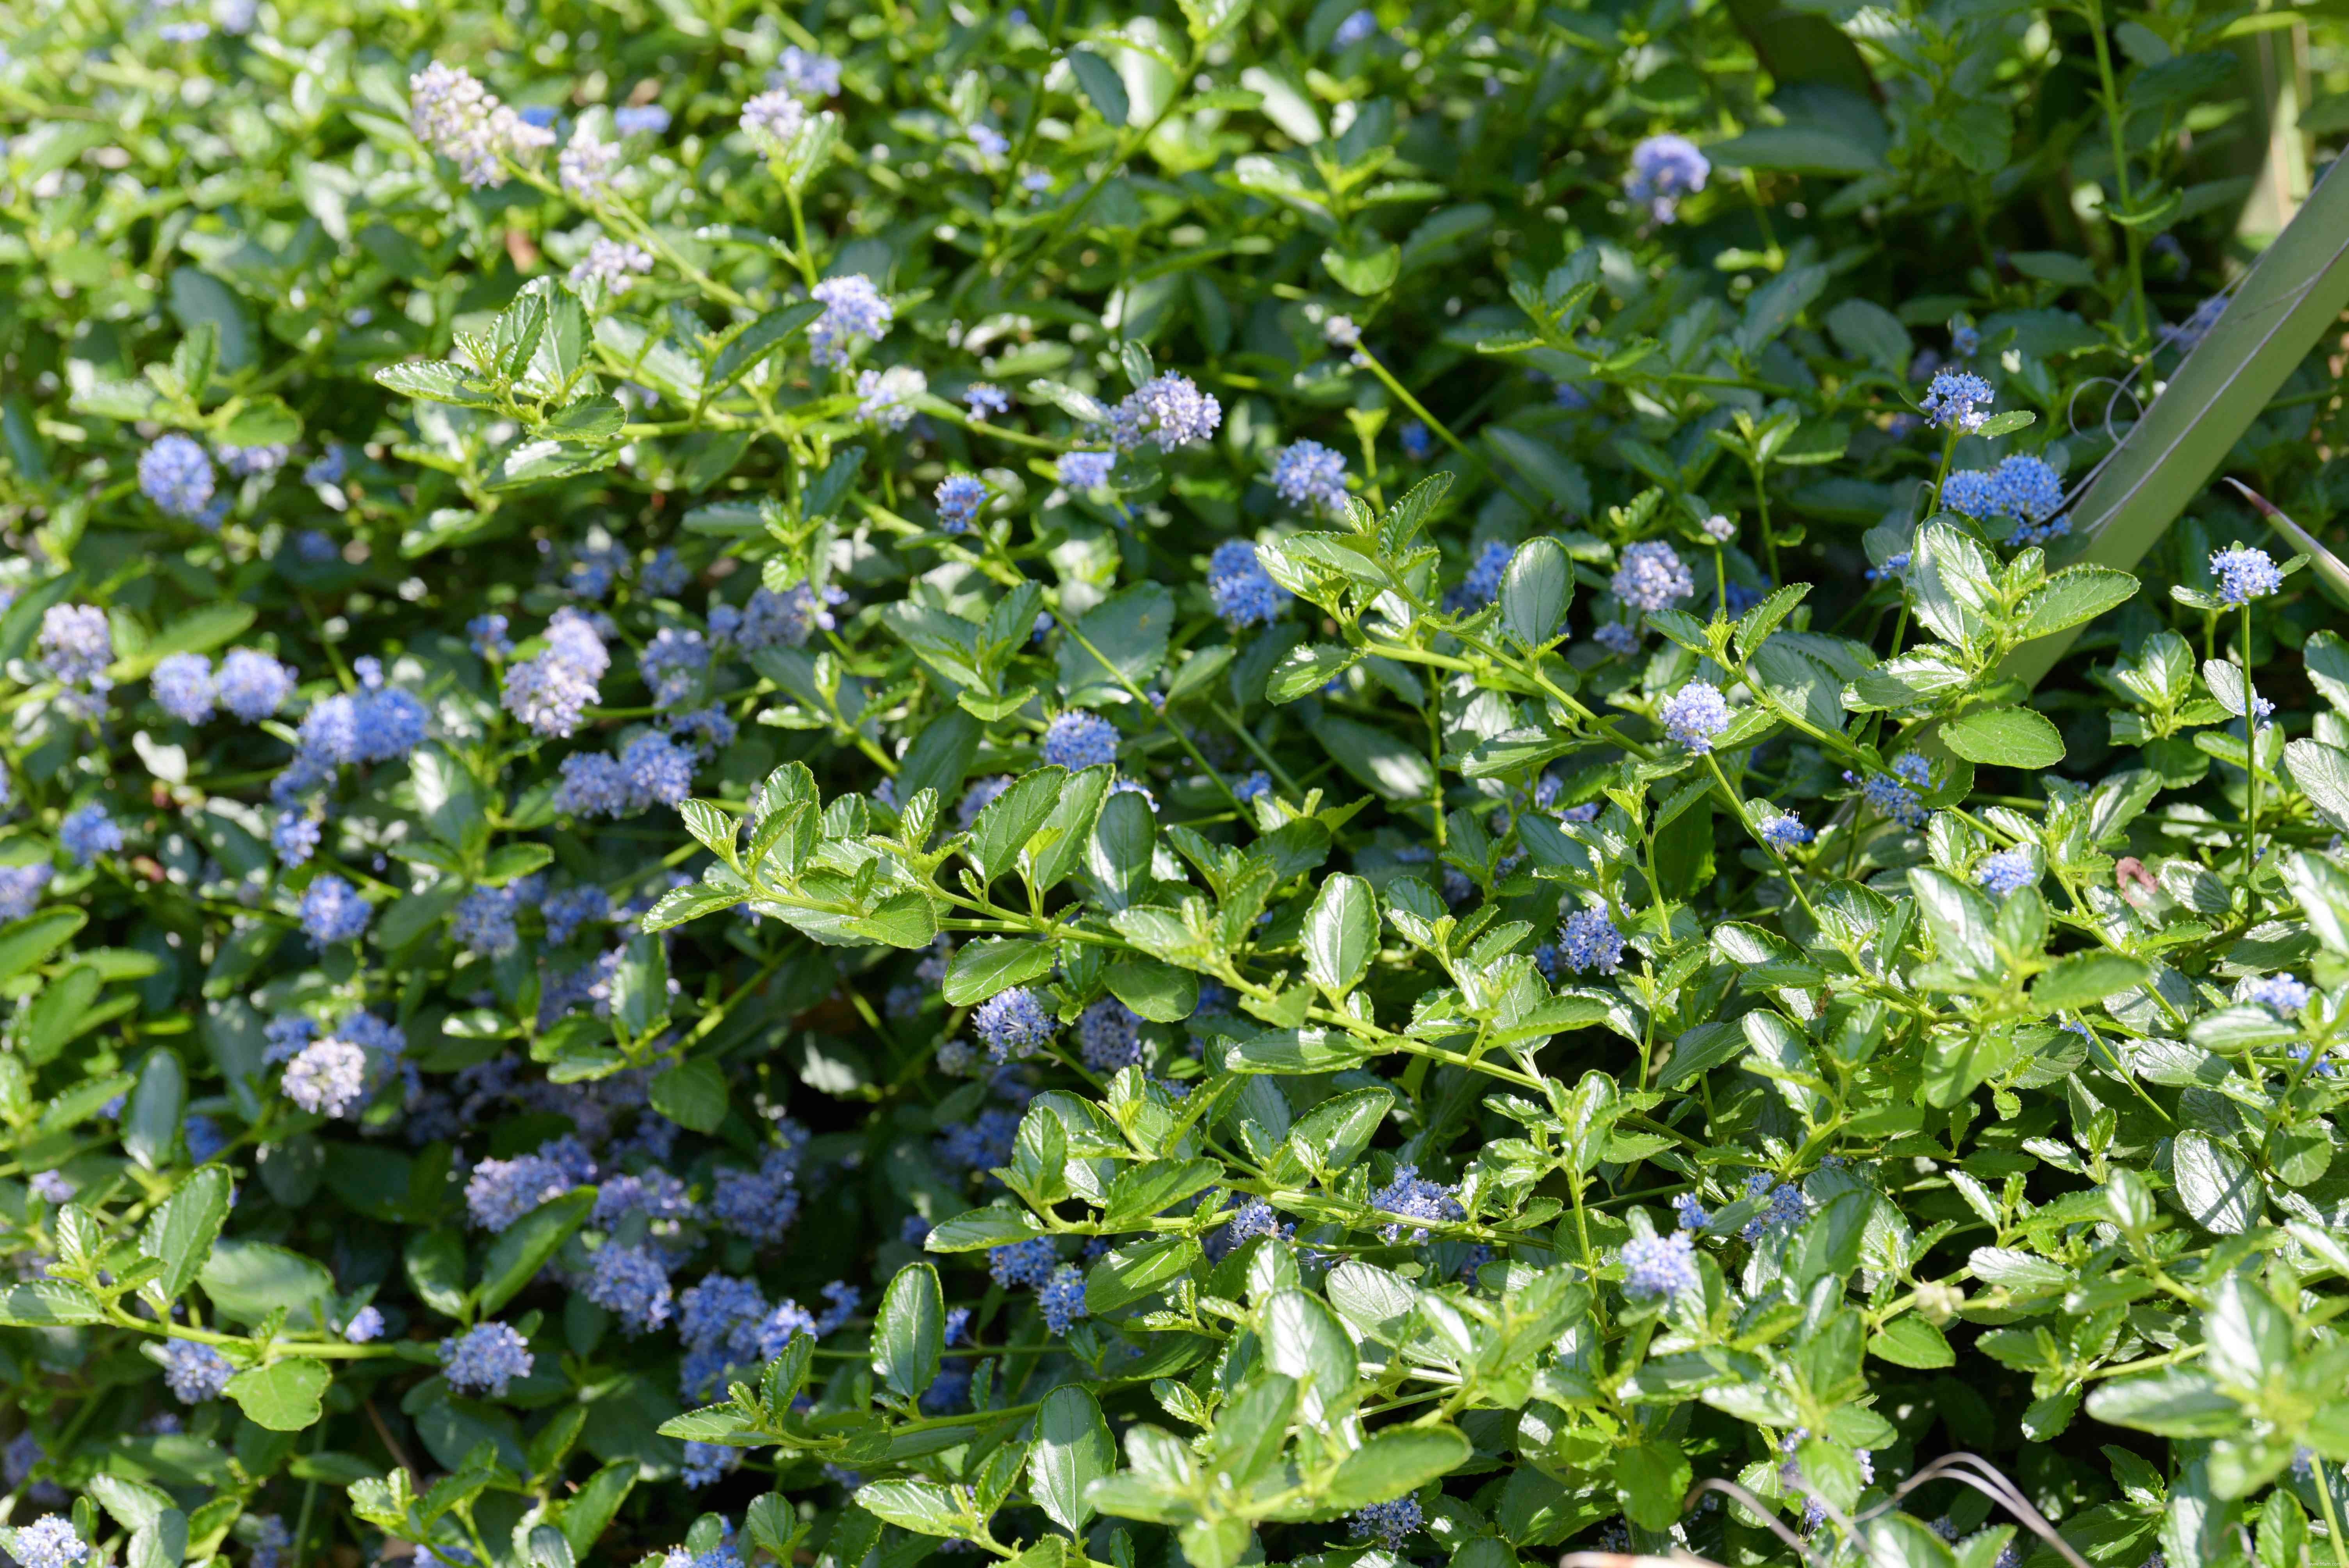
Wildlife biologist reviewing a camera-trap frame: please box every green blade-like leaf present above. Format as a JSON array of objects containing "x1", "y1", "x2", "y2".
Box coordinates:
[{"x1": 2005, "y1": 160, "x2": 2349, "y2": 689}]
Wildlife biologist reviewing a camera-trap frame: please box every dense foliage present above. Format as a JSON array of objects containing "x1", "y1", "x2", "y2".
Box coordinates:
[{"x1": 2, "y1": 0, "x2": 2349, "y2": 1567}]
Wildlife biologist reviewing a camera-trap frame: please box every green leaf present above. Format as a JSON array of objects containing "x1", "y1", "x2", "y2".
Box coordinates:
[
  {"x1": 1058, "y1": 584, "x2": 1173, "y2": 703},
  {"x1": 0, "y1": 909, "x2": 87, "y2": 986},
  {"x1": 560, "y1": 1464, "x2": 637, "y2": 1561},
  {"x1": 375, "y1": 361, "x2": 488, "y2": 405},
  {"x1": 925, "y1": 1205, "x2": 1044, "y2": 1252},
  {"x1": 476, "y1": 1189, "x2": 593, "y2": 1314},
  {"x1": 1823, "y1": 299, "x2": 1911, "y2": 374},
  {"x1": 1086, "y1": 789, "x2": 1157, "y2": 911},
  {"x1": 0, "y1": 1280, "x2": 105, "y2": 1325},
  {"x1": 1032, "y1": 1385, "x2": 1115, "y2": 1534},
  {"x1": 2083, "y1": 1370, "x2": 2242, "y2": 1436},
  {"x1": 404, "y1": 1230, "x2": 468, "y2": 1318},
  {"x1": 88, "y1": 1475, "x2": 177, "y2": 1534},
  {"x1": 943, "y1": 939, "x2": 1059, "y2": 1007},
  {"x1": 1022, "y1": 765, "x2": 1113, "y2": 894},
  {"x1": 2014, "y1": 566, "x2": 2139, "y2": 640},
  {"x1": 1086, "y1": 1235, "x2": 1204, "y2": 1314},
  {"x1": 1483, "y1": 428, "x2": 1590, "y2": 515},
  {"x1": 224, "y1": 1358, "x2": 331, "y2": 1432},
  {"x1": 1268, "y1": 643, "x2": 1360, "y2": 705},
  {"x1": 130, "y1": 603, "x2": 258, "y2": 674},
  {"x1": 1868, "y1": 1314, "x2": 1956, "y2": 1369},
  {"x1": 872, "y1": 1262, "x2": 944, "y2": 1401},
  {"x1": 1287, "y1": 1087, "x2": 1392, "y2": 1175},
  {"x1": 970, "y1": 768, "x2": 1069, "y2": 884},
  {"x1": 706, "y1": 302, "x2": 824, "y2": 396},
  {"x1": 854, "y1": 1479, "x2": 966, "y2": 1537},
  {"x1": 1301, "y1": 874, "x2": 1377, "y2": 998},
  {"x1": 199, "y1": 1239, "x2": 332, "y2": 1327},
  {"x1": 1940, "y1": 706, "x2": 2066, "y2": 768},
  {"x1": 1101, "y1": 1158, "x2": 1223, "y2": 1230},
  {"x1": 2287, "y1": 739, "x2": 2349, "y2": 834},
  {"x1": 1322, "y1": 1424, "x2": 1470, "y2": 1510},
  {"x1": 1258, "y1": 1288, "x2": 1356, "y2": 1421},
  {"x1": 2004, "y1": 163, "x2": 2349, "y2": 690},
  {"x1": 1611, "y1": 1439, "x2": 1693, "y2": 1531},
  {"x1": 1709, "y1": 126, "x2": 1887, "y2": 175},
  {"x1": 1221, "y1": 1027, "x2": 1377, "y2": 1074},
  {"x1": 1103, "y1": 957, "x2": 1198, "y2": 1022},
  {"x1": 650, "y1": 1060, "x2": 729, "y2": 1133},
  {"x1": 1500, "y1": 537, "x2": 1572, "y2": 647},
  {"x1": 1308, "y1": 715, "x2": 1436, "y2": 802},
  {"x1": 123, "y1": 1047, "x2": 185, "y2": 1172},
  {"x1": 1067, "y1": 48, "x2": 1132, "y2": 127},
  {"x1": 142, "y1": 1165, "x2": 232, "y2": 1301},
  {"x1": 2172, "y1": 1131, "x2": 2259, "y2": 1235},
  {"x1": 2032, "y1": 952, "x2": 2154, "y2": 1010},
  {"x1": 1322, "y1": 241, "x2": 1401, "y2": 296},
  {"x1": 126, "y1": 1508, "x2": 188, "y2": 1568}
]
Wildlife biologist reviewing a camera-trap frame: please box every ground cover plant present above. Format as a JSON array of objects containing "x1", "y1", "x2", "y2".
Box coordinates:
[{"x1": 3, "y1": 0, "x2": 2349, "y2": 1566}]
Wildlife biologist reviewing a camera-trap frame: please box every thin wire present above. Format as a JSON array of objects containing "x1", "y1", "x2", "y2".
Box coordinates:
[
  {"x1": 1681, "y1": 1478, "x2": 1828, "y2": 1566},
  {"x1": 1857, "y1": 1453, "x2": 2096, "y2": 1568}
]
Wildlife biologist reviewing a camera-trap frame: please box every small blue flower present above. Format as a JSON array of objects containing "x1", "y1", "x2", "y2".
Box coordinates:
[
  {"x1": 1659, "y1": 681, "x2": 1730, "y2": 752},
  {"x1": 809, "y1": 275, "x2": 893, "y2": 367},
  {"x1": 439, "y1": 1322, "x2": 534, "y2": 1397},
  {"x1": 1233, "y1": 770, "x2": 1272, "y2": 802},
  {"x1": 964, "y1": 383, "x2": 1011, "y2": 420},
  {"x1": 159, "y1": 1340, "x2": 234, "y2": 1403},
  {"x1": 583, "y1": 1242, "x2": 674, "y2": 1334},
  {"x1": 217, "y1": 649, "x2": 295, "y2": 720},
  {"x1": 59, "y1": 805, "x2": 123, "y2": 866},
  {"x1": 1109, "y1": 374, "x2": 1221, "y2": 451},
  {"x1": 1848, "y1": 753, "x2": 1932, "y2": 827},
  {"x1": 1558, "y1": 908, "x2": 1625, "y2": 976},
  {"x1": 139, "y1": 434, "x2": 217, "y2": 519},
  {"x1": 1077, "y1": 998, "x2": 1142, "y2": 1074},
  {"x1": 1920, "y1": 370, "x2": 1994, "y2": 433},
  {"x1": 1621, "y1": 1230, "x2": 1699, "y2": 1298},
  {"x1": 1349, "y1": 1498, "x2": 1423, "y2": 1550},
  {"x1": 1332, "y1": 7, "x2": 1379, "y2": 46},
  {"x1": 1208, "y1": 539, "x2": 1289, "y2": 627},
  {"x1": 1672, "y1": 1192, "x2": 1711, "y2": 1230},
  {"x1": 12, "y1": 1516, "x2": 87, "y2": 1568},
  {"x1": 1612, "y1": 541, "x2": 1694, "y2": 613},
  {"x1": 151, "y1": 652, "x2": 216, "y2": 723},
  {"x1": 1625, "y1": 134, "x2": 1708, "y2": 221},
  {"x1": 988, "y1": 1236, "x2": 1057, "y2": 1288},
  {"x1": 681, "y1": 1441, "x2": 742, "y2": 1490},
  {"x1": 1445, "y1": 539, "x2": 1513, "y2": 613},
  {"x1": 299, "y1": 874, "x2": 372, "y2": 944},
  {"x1": 2246, "y1": 973, "x2": 2312, "y2": 1015},
  {"x1": 1039, "y1": 1264, "x2": 1089, "y2": 1333},
  {"x1": 1042, "y1": 711, "x2": 1119, "y2": 771},
  {"x1": 935, "y1": 473, "x2": 989, "y2": 533},
  {"x1": 2211, "y1": 545, "x2": 2283, "y2": 606},
  {"x1": 1371, "y1": 1164, "x2": 1463, "y2": 1243},
  {"x1": 1058, "y1": 450, "x2": 1114, "y2": 490},
  {"x1": 1974, "y1": 847, "x2": 2035, "y2": 897},
  {"x1": 1759, "y1": 808, "x2": 1812, "y2": 852},
  {"x1": 1269, "y1": 439, "x2": 1347, "y2": 512},
  {"x1": 974, "y1": 985, "x2": 1056, "y2": 1060},
  {"x1": 1740, "y1": 1172, "x2": 1808, "y2": 1240},
  {"x1": 614, "y1": 104, "x2": 672, "y2": 135},
  {"x1": 273, "y1": 810, "x2": 321, "y2": 868},
  {"x1": 343, "y1": 1306, "x2": 384, "y2": 1343}
]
